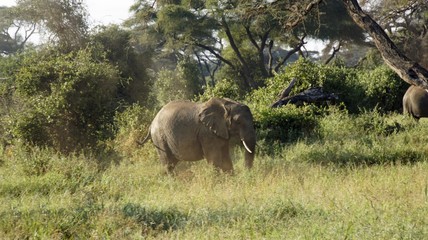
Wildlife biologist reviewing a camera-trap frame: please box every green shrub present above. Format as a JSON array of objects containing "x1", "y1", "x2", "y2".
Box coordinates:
[
  {"x1": 245, "y1": 59, "x2": 409, "y2": 148},
  {"x1": 8, "y1": 47, "x2": 121, "y2": 153},
  {"x1": 357, "y1": 65, "x2": 408, "y2": 112},
  {"x1": 90, "y1": 25, "x2": 152, "y2": 105},
  {"x1": 318, "y1": 65, "x2": 364, "y2": 113},
  {"x1": 153, "y1": 59, "x2": 203, "y2": 106},
  {"x1": 198, "y1": 78, "x2": 243, "y2": 102},
  {"x1": 246, "y1": 59, "x2": 346, "y2": 148},
  {"x1": 254, "y1": 105, "x2": 318, "y2": 144},
  {"x1": 112, "y1": 104, "x2": 155, "y2": 155},
  {"x1": 249, "y1": 58, "x2": 359, "y2": 109}
]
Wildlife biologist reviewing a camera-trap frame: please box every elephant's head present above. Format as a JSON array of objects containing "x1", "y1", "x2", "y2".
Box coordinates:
[{"x1": 199, "y1": 97, "x2": 256, "y2": 168}]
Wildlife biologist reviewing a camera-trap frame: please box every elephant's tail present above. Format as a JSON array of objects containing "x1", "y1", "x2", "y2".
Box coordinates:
[{"x1": 137, "y1": 127, "x2": 151, "y2": 146}]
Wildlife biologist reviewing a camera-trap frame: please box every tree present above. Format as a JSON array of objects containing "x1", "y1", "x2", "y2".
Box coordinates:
[
  {"x1": 90, "y1": 25, "x2": 153, "y2": 105},
  {"x1": 342, "y1": 0, "x2": 428, "y2": 89},
  {"x1": 0, "y1": 6, "x2": 36, "y2": 54},
  {"x1": 127, "y1": 0, "x2": 323, "y2": 90},
  {"x1": 301, "y1": 0, "x2": 368, "y2": 64},
  {"x1": 368, "y1": 0, "x2": 428, "y2": 68},
  {"x1": 1, "y1": 0, "x2": 89, "y2": 53}
]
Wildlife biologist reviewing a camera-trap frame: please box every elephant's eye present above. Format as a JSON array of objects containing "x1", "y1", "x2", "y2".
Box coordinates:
[{"x1": 234, "y1": 116, "x2": 242, "y2": 124}]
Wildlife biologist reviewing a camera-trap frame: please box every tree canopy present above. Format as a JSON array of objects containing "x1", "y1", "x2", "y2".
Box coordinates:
[
  {"x1": 126, "y1": 0, "x2": 337, "y2": 90},
  {"x1": 0, "y1": 0, "x2": 89, "y2": 54}
]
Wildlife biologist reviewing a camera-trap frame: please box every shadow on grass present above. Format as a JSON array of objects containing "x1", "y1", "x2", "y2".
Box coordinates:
[
  {"x1": 0, "y1": 201, "x2": 103, "y2": 239},
  {"x1": 122, "y1": 203, "x2": 188, "y2": 236},
  {"x1": 300, "y1": 145, "x2": 424, "y2": 167},
  {"x1": 122, "y1": 201, "x2": 327, "y2": 236}
]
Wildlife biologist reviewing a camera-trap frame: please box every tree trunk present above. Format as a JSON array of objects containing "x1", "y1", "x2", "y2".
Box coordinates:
[{"x1": 342, "y1": 0, "x2": 428, "y2": 89}]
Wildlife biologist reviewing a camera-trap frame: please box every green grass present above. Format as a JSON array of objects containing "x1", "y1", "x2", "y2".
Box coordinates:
[{"x1": 1, "y1": 112, "x2": 428, "y2": 239}]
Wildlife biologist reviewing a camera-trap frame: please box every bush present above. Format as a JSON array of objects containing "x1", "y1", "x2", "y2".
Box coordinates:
[
  {"x1": 357, "y1": 65, "x2": 408, "y2": 112},
  {"x1": 111, "y1": 104, "x2": 155, "y2": 156},
  {"x1": 6, "y1": 47, "x2": 121, "y2": 153},
  {"x1": 198, "y1": 78, "x2": 243, "y2": 102},
  {"x1": 318, "y1": 65, "x2": 364, "y2": 113},
  {"x1": 246, "y1": 59, "x2": 343, "y2": 148},
  {"x1": 254, "y1": 105, "x2": 318, "y2": 145},
  {"x1": 153, "y1": 59, "x2": 203, "y2": 106},
  {"x1": 90, "y1": 25, "x2": 153, "y2": 105},
  {"x1": 246, "y1": 58, "x2": 407, "y2": 148}
]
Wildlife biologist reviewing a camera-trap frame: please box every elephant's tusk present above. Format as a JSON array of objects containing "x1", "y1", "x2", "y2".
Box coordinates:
[{"x1": 241, "y1": 139, "x2": 253, "y2": 154}]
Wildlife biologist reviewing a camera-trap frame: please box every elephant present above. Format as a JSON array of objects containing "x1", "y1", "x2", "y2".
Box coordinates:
[
  {"x1": 141, "y1": 97, "x2": 256, "y2": 173},
  {"x1": 403, "y1": 85, "x2": 428, "y2": 121}
]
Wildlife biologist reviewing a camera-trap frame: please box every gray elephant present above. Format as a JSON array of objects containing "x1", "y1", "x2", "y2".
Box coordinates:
[
  {"x1": 403, "y1": 85, "x2": 428, "y2": 121},
  {"x1": 141, "y1": 97, "x2": 256, "y2": 173}
]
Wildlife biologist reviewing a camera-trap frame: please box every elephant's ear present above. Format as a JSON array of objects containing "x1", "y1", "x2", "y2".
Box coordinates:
[{"x1": 199, "y1": 98, "x2": 229, "y2": 139}]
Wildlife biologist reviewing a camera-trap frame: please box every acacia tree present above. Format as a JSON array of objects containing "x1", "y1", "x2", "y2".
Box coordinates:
[
  {"x1": 127, "y1": 0, "x2": 323, "y2": 90},
  {"x1": 0, "y1": 0, "x2": 88, "y2": 53},
  {"x1": 342, "y1": 0, "x2": 428, "y2": 89},
  {"x1": 0, "y1": 6, "x2": 36, "y2": 54},
  {"x1": 369, "y1": 0, "x2": 428, "y2": 67}
]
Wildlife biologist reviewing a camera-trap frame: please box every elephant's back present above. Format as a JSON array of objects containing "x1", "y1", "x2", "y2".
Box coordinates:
[
  {"x1": 154, "y1": 100, "x2": 199, "y2": 123},
  {"x1": 152, "y1": 100, "x2": 197, "y2": 130},
  {"x1": 150, "y1": 100, "x2": 203, "y2": 161}
]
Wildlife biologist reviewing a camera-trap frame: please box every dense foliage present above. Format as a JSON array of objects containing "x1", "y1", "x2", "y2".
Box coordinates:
[
  {"x1": 89, "y1": 25, "x2": 153, "y2": 105},
  {"x1": 0, "y1": 50, "x2": 408, "y2": 154},
  {"x1": 153, "y1": 58, "x2": 203, "y2": 107},
  {"x1": 1, "y1": 47, "x2": 121, "y2": 152},
  {"x1": 197, "y1": 59, "x2": 406, "y2": 147}
]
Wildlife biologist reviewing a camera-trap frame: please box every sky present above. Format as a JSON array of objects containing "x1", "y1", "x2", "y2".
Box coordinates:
[
  {"x1": 85, "y1": 0, "x2": 135, "y2": 26},
  {"x1": 0, "y1": 0, "x2": 135, "y2": 26}
]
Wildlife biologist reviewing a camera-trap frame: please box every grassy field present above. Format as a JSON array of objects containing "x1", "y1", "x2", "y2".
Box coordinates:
[{"x1": 1, "y1": 112, "x2": 428, "y2": 239}]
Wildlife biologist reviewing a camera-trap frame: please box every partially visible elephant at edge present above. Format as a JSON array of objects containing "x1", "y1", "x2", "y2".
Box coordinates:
[
  {"x1": 141, "y1": 97, "x2": 256, "y2": 173},
  {"x1": 403, "y1": 85, "x2": 428, "y2": 121}
]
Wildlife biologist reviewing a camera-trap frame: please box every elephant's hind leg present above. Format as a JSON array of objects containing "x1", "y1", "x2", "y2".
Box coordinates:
[{"x1": 157, "y1": 149, "x2": 179, "y2": 174}]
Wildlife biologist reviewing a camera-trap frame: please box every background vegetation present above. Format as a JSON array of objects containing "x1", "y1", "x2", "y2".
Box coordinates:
[{"x1": 1, "y1": 0, "x2": 428, "y2": 238}]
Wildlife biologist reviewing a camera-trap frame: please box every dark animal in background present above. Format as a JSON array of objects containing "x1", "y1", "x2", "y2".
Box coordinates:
[{"x1": 403, "y1": 85, "x2": 428, "y2": 121}]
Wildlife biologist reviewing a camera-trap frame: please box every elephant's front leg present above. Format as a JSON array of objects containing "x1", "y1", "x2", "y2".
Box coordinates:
[{"x1": 204, "y1": 142, "x2": 233, "y2": 172}]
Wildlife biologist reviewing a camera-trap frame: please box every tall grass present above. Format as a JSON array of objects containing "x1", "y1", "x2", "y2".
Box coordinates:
[{"x1": 1, "y1": 111, "x2": 428, "y2": 239}]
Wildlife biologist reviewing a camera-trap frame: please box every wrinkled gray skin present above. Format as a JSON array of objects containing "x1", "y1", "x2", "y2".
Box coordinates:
[
  {"x1": 142, "y1": 97, "x2": 256, "y2": 173},
  {"x1": 403, "y1": 85, "x2": 428, "y2": 121}
]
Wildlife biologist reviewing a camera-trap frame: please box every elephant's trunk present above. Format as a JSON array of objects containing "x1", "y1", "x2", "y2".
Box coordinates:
[{"x1": 240, "y1": 127, "x2": 256, "y2": 169}]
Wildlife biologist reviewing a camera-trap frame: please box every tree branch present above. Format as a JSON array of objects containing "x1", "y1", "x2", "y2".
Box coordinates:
[
  {"x1": 268, "y1": 40, "x2": 274, "y2": 76},
  {"x1": 279, "y1": 78, "x2": 297, "y2": 99},
  {"x1": 342, "y1": 0, "x2": 428, "y2": 88},
  {"x1": 222, "y1": 16, "x2": 249, "y2": 70},
  {"x1": 195, "y1": 43, "x2": 236, "y2": 70},
  {"x1": 221, "y1": 16, "x2": 253, "y2": 88},
  {"x1": 273, "y1": 0, "x2": 324, "y2": 31},
  {"x1": 274, "y1": 34, "x2": 306, "y2": 73},
  {"x1": 245, "y1": 25, "x2": 260, "y2": 51},
  {"x1": 324, "y1": 42, "x2": 342, "y2": 65}
]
